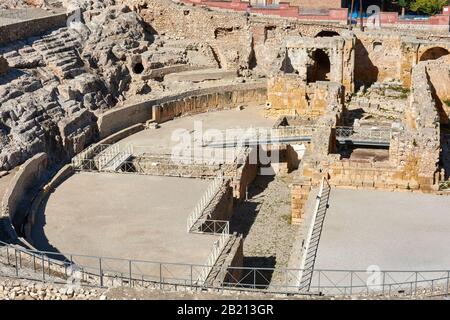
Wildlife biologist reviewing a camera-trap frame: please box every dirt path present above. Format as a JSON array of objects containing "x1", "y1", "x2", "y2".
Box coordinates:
[{"x1": 230, "y1": 173, "x2": 299, "y2": 272}]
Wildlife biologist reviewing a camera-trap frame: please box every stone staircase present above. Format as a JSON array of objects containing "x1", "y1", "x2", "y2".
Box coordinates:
[{"x1": 32, "y1": 29, "x2": 85, "y2": 80}]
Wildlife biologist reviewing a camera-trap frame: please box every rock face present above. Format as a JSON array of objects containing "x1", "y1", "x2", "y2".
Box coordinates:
[
  {"x1": 0, "y1": 0, "x2": 229, "y2": 171},
  {"x1": 0, "y1": 2, "x2": 149, "y2": 170}
]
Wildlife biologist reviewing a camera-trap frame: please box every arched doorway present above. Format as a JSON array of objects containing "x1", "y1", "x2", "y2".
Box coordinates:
[
  {"x1": 419, "y1": 47, "x2": 450, "y2": 62},
  {"x1": 307, "y1": 49, "x2": 331, "y2": 83},
  {"x1": 315, "y1": 30, "x2": 340, "y2": 38}
]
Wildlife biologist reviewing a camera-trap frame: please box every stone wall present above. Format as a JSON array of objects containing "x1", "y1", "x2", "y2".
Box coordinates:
[
  {"x1": 425, "y1": 55, "x2": 450, "y2": 123},
  {"x1": 153, "y1": 84, "x2": 267, "y2": 124},
  {"x1": 0, "y1": 153, "x2": 47, "y2": 238},
  {"x1": 267, "y1": 76, "x2": 344, "y2": 117},
  {"x1": 231, "y1": 148, "x2": 258, "y2": 201},
  {"x1": 24, "y1": 164, "x2": 74, "y2": 243},
  {"x1": 203, "y1": 179, "x2": 234, "y2": 222},
  {"x1": 283, "y1": 35, "x2": 355, "y2": 92},
  {"x1": 0, "y1": 12, "x2": 69, "y2": 45},
  {"x1": 354, "y1": 31, "x2": 402, "y2": 86},
  {"x1": 98, "y1": 83, "x2": 267, "y2": 139}
]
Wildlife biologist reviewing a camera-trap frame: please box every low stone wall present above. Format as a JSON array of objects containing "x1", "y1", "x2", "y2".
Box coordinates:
[
  {"x1": 0, "y1": 153, "x2": 48, "y2": 238},
  {"x1": 0, "y1": 12, "x2": 69, "y2": 45},
  {"x1": 153, "y1": 83, "x2": 267, "y2": 124},
  {"x1": 203, "y1": 180, "x2": 234, "y2": 222},
  {"x1": 25, "y1": 164, "x2": 75, "y2": 243},
  {"x1": 98, "y1": 82, "x2": 267, "y2": 139},
  {"x1": 210, "y1": 234, "x2": 244, "y2": 287}
]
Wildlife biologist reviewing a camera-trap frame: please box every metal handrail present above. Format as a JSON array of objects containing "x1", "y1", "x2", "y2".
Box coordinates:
[
  {"x1": 297, "y1": 177, "x2": 330, "y2": 290},
  {"x1": 186, "y1": 172, "x2": 225, "y2": 232},
  {"x1": 1, "y1": 240, "x2": 450, "y2": 296}
]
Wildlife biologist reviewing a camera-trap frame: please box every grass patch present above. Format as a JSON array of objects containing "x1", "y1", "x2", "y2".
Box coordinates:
[
  {"x1": 280, "y1": 213, "x2": 292, "y2": 224},
  {"x1": 444, "y1": 100, "x2": 450, "y2": 107}
]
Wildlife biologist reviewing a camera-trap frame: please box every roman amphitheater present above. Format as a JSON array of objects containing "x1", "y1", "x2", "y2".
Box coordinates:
[{"x1": 1, "y1": 0, "x2": 450, "y2": 300}]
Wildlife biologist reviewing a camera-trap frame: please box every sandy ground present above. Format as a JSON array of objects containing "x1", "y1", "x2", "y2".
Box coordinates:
[
  {"x1": 314, "y1": 188, "x2": 450, "y2": 271},
  {"x1": 31, "y1": 172, "x2": 219, "y2": 279},
  {"x1": 117, "y1": 105, "x2": 276, "y2": 155}
]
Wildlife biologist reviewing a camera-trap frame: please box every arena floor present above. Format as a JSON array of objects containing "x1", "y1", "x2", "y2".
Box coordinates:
[
  {"x1": 314, "y1": 188, "x2": 450, "y2": 271},
  {"x1": 116, "y1": 105, "x2": 276, "y2": 155},
  {"x1": 31, "y1": 172, "x2": 219, "y2": 278}
]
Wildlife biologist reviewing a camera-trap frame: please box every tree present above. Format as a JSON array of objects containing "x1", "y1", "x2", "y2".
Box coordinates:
[
  {"x1": 410, "y1": 0, "x2": 448, "y2": 16},
  {"x1": 398, "y1": 0, "x2": 413, "y2": 16}
]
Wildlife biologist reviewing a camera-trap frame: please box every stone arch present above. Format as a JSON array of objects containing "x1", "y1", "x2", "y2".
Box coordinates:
[
  {"x1": 419, "y1": 47, "x2": 450, "y2": 62},
  {"x1": 307, "y1": 49, "x2": 331, "y2": 83},
  {"x1": 315, "y1": 30, "x2": 340, "y2": 38}
]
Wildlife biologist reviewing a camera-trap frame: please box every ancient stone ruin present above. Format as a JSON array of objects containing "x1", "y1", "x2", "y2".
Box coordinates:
[{"x1": 0, "y1": 0, "x2": 450, "y2": 300}]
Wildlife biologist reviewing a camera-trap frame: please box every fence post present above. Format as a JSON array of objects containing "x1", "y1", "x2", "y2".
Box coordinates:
[
  {"x1": 6, "y1": 246, "x2": 9, "y2": 265},
  {"x1": 159, "y1": 263, "x2": 162, "y2": 289},
  {"x1": 350, "y1": 272, "x2": 353, "y2": 295},
  {"x1": 129, "y1": 260, "x2": 132, "y2": 287},
  {"x1": 318, "y1": 270, "x2": 321, "y2": 293},
  {"x1": 414, "y1": 272, "x2": 418, "y2": 295},
  {"x1": 447, "y1": 271, "x2": 449, "y2": 296},
  {"x1": 42, "y1": 255, "x2": 45, "y2": 281},
  {"x1": 190, "y1": 264, "x2": 193, "y2": 288},
  {"x1": 14, "y1": 249, "x2": 18, "y2": 277},
  {"x1": 99, "y1": 258, "x2": 103, "y2": 287}
]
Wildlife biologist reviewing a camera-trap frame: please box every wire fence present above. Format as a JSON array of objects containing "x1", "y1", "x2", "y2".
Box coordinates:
[
  {"x1": 335, "y1": 126, "x2": 391, "y2": 145},
  {"x1": 1, "y1": 241, "x2": 450, "y2": 297}
]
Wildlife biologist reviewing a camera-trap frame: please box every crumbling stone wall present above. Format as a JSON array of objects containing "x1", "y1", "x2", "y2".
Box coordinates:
[
  {"x1": 283, "y1": 35, "x2": 355, "y2": 92},
  {"x1": 354, "y1": 31, "x2": 403, "y2": 87},
  {"x1": 267, "y1": 76, "x2": 344, "y2": 117},
  {"x1": 97, "y1": 83, "x2": 266, "y2": 139},
  {"x1": 425, "y1": 55, "x2": 450, "y2": 123},
  {"x1": 125, "y1": 0, "x2": 349, "y2": 75},
  {"x1": 400, "y1": 38, "x2": 450, "y2": 88},
  {"x1": 403, "y1": 61, "x2": 441, "y2": 189}
]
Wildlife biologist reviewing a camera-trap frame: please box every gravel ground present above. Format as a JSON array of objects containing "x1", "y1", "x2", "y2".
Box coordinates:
[{"x1": 230, "y1": 174, "x2": 299, "y2": 272}]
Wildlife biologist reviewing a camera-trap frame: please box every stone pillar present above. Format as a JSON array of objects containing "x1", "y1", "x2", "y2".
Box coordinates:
[{"x1": 291, "y1": 178, "x2": 312, "y2": 224}]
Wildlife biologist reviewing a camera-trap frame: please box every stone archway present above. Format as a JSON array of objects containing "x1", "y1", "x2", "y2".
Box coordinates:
[
  {"x1": 419, "y1": 47, "x2": 450, "y2": 62},
  {"x1": 315, "y1": 30, "x2": 340, "y2": 38},
  {"x1": 307, "y1": 49, "x2": 331, "y2": 83}
]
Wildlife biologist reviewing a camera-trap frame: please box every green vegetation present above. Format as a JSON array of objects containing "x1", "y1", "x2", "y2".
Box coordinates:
[
  {"x1": 408, "y1": 0, "x2": 448, "y2": 16},
  {"x1": 444, "y1": 99, "x2": 450, "y2": 107}
]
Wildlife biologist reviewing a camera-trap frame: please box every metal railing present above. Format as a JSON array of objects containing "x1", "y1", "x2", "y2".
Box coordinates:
[
  {"x1": 72, "y1": 144, "x2": 132, "y2": 172},
  {"x1": 186, "y1": 172, "x2": 225, "y2": 232},
  {"x1": 335, "y1": 126, "x2": 391, "y2": 145},
  {"x1": 72, "y1": 144, "x2": 114, "y2": 170},
  {"x1": 202, "y1": 126, "x2": 316, "y2": 147},
  {"x1": 197, "y1": 222, "x2": 231, "y2": 284},
  {"x1": 297, "y1": 177, "x2": 330, "y2": 291},
  {"x1": 194, "y1": 220, "x2": 230, "y2": 235},
  {"x1": 97, "y1": 146, "x2": 133, "y2": 172},
  {"x1": 1, "y1": 241, "x2": 450, "y2": 297}
]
